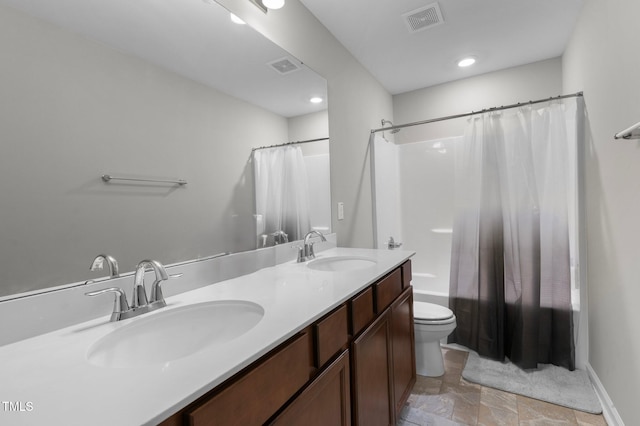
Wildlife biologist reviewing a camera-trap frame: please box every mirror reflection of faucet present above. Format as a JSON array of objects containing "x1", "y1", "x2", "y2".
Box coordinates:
[
  {"x1": 271, "y1": 230, "x2": 289, "y2": 245},
  {"x1": 259, "y1": 230, "x2": 289, "y2": 247},
  {"x1": 85, "y1": 259, "x2": 182, "y2": 322},
  {"x1": 388, "y1": 236, "x2": 403, "y2": 250},
  {"x1": 84, "y1": 254, "x2": 120, "y2": 284}
]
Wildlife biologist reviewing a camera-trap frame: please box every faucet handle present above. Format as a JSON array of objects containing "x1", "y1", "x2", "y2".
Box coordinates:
[
  {"x1": 85, "y1": 287, "x2": 130, "y2": 322},
  {"x1": 306, "y1": 242, "x2": 317, "y2": 259},
  {"x1": 296, "y1": 246, "x2": 305, "y2": 263},
  {"x1": 149, "y1": 273, "x2": 183, "y2": 307},
  {"x1": 131, "y1": 280, "x2": 149, "y2": 309}
]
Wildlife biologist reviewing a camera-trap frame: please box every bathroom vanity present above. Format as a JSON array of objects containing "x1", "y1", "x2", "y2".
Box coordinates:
[
  {"x1": 160, "y1": 259, "x2": 414, "y2": 426},
  {"x1": 0, "y1": 247, "x2": 414, "y2": 426}
]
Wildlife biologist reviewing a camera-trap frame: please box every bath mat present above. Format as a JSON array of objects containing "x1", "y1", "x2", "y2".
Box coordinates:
[{"x1": 462, "y1": 351, "x2": 602, "y2": 414}]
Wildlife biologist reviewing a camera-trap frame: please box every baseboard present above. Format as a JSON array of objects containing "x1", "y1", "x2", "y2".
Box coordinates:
[{"x1": 586, "y1": 363, "x2": 625, "y2": 426}]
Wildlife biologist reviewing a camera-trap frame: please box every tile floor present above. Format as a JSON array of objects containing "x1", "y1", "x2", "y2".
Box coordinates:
[{"x1": 398, "y1": 347, "x2": 608, "y2": 426}]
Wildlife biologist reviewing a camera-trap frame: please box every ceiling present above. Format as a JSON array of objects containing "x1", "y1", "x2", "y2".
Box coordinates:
[
  {"x1": 2, "y1": 0, "x2": 585, "y2": 115},
  {"x1": 300, "y1": 0, "x2": 584, "y2": 95},
  {"x1": 0, "y1": 0, "x2": 327, "y2": 118}
]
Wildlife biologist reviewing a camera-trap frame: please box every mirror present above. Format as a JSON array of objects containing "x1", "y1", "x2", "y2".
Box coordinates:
[{"x1": 0, "y1": 0, "x2": 328, "y2": 298}]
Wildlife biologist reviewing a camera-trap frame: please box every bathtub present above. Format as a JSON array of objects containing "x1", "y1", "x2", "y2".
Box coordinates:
[
  {"x1": 410, "y1": 270, "x2": 586, "y2": 369},
  {"x1": 411, "y1": 272, "x2": 450, "y2": 308}
]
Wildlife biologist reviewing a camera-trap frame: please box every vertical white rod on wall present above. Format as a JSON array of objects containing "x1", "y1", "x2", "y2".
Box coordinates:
[{"x1": 369, "y1": 133, "x2": 380, "y2": 249}]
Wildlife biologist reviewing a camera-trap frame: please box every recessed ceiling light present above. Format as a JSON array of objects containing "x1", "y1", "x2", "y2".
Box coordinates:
[
  {"x1": 458, "y1": 57, "x2": 476, "y2": 68},
  {"x1": 309, "y1": 97, "x2": 323, "y2": 104},
  {"x1": 262, "y1": 0, "x2": 285, "y2": 9},
  {"x1": 230, "y1": 13, "x2": 246, "y2": 25}
]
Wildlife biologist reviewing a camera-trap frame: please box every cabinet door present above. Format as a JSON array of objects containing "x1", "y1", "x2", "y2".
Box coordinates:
[
  {"x1": 270, "y1": 350, "x2": 351, "y2": 426},
  {"x1": 351, "y1": 311, "x2": 393, "y2": 426},
  {"x1": 391, "y1": 287, "x2": 416, "y2": 415},
  {"x1": 186, "y1": 331, "x2": 313, "y2": 426}
]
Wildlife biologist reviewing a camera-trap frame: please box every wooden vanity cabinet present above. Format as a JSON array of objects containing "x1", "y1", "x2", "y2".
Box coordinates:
[
  {"x1": 351, "y1": 261, "x2": 415, "y2": 426},
  {"x1": 374, "y1": 268, "x2": 403, "y2": 313},
  {"x1": 185, "y1": 330, "x2": 314, "y2": 426},
  {"x1": 269, "y1": 349, "x2": 351, "y2": 426},
  {"x1": 349, "y1": 286, "x2": 374, "y2": 336},
  {"x1": 314, "y1": 304, "x2": 349, "y2": 368},
  {"x1": 391, "y1": 286, "x2": 416, "y2": 415},
  {"x1": 160, "y1": 260, "x2": 415, "y2": 426},
  {"x1": 351, "y1": 310, "x2": 394, "y2": 426}
]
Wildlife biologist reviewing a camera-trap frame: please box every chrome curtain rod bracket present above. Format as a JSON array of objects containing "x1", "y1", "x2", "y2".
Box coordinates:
[
  {"x1": 370, "y1": 92, "x2": 584, "y2": 134},
  {"x1": 101, "y1": 174, "x2": 187, "y2": 186},
  {"x1": 252, "y1": 137, "x2": 329, "y2": 152},
  {"x1": 614, "y1": 120, "x2": 640, "y2": 140}
]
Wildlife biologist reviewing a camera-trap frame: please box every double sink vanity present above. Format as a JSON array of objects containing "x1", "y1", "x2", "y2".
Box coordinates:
[{"x1": 0, "y1": 247, "x2": 415, "y2": 425}]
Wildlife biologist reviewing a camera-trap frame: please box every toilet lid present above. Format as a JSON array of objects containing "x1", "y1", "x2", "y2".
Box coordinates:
[{"x1": 413, "y1": 301, "x2": 454, "y2": 321}]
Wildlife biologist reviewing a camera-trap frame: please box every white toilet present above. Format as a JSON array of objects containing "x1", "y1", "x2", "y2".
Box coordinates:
[{"x1": 413, "y1": 301, "x2": 457, "y2": 377}]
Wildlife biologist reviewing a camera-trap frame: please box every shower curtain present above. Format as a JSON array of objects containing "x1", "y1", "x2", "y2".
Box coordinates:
[
  {"x1": 449, "y1": 101, "x2": 575, "y2": 370},
  {"x1": 253, "y1": 145, "x2": 311, "y2": 245}
]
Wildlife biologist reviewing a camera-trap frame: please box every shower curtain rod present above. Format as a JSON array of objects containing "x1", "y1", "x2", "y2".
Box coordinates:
[
  {"x1": 370, "y1": 91, "x2": 584, "y2": 134},
  {"x1": 251, "y1": 137, "x2": 329, "y2": 152}
]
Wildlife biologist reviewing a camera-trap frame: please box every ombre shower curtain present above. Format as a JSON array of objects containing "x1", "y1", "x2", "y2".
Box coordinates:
[
  {"x1": 449, "y1": 102, "x2": 575, "y2": 370},
  {"x1": 253, "y1": 146, "x2": 311, "y2": 246}
]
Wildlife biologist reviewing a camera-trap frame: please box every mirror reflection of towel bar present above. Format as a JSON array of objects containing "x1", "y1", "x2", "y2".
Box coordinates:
[
  {"x1": 101, "y1": 174, "x2": 187, "y2": 185},
  {"x1": 614, "y1": 120, "x2": 640, "y2": 140}
]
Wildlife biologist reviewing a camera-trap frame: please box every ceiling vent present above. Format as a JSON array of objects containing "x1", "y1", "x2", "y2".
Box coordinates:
[
  {"x1": 268, "y1": 57, "x2": 301, "y2": 75},
  {"x1": 402, "y1": 2, "x2": 444, "y2": 34}
]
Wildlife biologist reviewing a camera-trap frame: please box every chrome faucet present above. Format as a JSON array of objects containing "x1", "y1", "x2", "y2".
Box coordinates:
[
  {"x1": 131, "y1": 259, "x2": 168, "y2": 308},
  {"x1": 89, "y1": 254, "x2": 120, "y2": 278},
  {"x1": 85, "y1": 259, "x2": 181, "y2": 322},
  {"x1": 387, "y1": 236, "x2": 403, "y2": 250},
  {"x1": 271, "y1": 230, "x2": 289, "y2": 245},
  {"x1": 297, "y1": 230, "x2": 327, "y2": 263}
]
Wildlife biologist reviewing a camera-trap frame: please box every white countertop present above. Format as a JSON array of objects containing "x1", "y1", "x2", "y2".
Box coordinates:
[{"x1": 0, "y1": 247, "x2": 413, "y2": 426}]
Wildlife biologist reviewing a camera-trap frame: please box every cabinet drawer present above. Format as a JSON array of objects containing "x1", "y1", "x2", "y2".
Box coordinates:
[
  {"x1": 374, "y1": 268, "x2": 403, "y2": 314},
  {"x1": 350, "y1": 286, "x2": 374, "y2": 336},
  {"x1": 187, "y1": 331, "x2": 313, "y2": 426},
  {"x1": 401, "y1": 260, "x2": 412, "y2": 289},
  {"x1": 315, "y1": 305, "x2": 348, "y2": 368}
]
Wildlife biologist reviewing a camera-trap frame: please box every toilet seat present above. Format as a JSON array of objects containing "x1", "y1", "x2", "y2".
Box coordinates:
[{"x1": 413, "y1": 301, "x2": 455, "y2": 325}]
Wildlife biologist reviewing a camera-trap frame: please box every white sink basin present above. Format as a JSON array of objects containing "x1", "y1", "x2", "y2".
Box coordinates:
[
  {"x1": 87, "y1": 300, "x2": 264, "y2": 368},
  {"x1": 307, "y1": 256, "x2": 377, "y2": 272}
]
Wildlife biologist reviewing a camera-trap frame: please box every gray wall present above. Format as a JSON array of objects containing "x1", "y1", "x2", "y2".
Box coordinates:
[
  {"x1": 0, "y1": 4, "x2": 288, "y2": 296},
  {"x1": 393, "y1": 58, "x2": 563, "y2": 142},
  {"x1": 563, "y1": 0, "x2": 640, "y2": 422},
  {"x1": 288, "y1": 109, "x2": 329, "y2": 143}
]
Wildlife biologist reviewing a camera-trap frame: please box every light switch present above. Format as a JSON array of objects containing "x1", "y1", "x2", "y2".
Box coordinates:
[{"x1": 337, "y1": 202, "x2": 344, "y2": 220}]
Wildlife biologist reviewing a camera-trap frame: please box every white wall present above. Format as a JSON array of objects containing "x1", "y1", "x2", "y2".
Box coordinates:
[
  {"x1": 370, "y1": 133, "x2": 402, "y2": 250},
  {"x1": 396, "y1": 137, "x2": 460, "y2": 296},
  {"x1": 216, "y1": 0, "x2": 394, "y2": 249},
  {"x1": 563, "y1": 0, "x2": 640, "y2": 422},
  {"x1": 0, "y1": 4, "x2": 288, "y2": 296}
]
